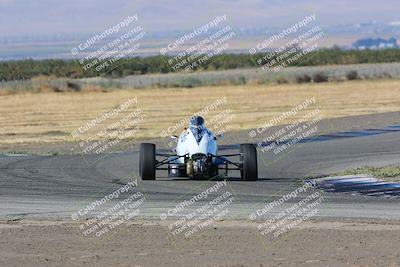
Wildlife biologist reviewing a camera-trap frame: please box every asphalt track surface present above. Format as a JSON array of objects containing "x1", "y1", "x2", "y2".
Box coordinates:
[{"x1": 1, "y1": 112, "x2": 400, "y2": 220}]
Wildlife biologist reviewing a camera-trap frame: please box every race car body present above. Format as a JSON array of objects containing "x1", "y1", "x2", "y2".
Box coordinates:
[{"x1": 139, "y1": 116, "x2": 258, "y2": 181}]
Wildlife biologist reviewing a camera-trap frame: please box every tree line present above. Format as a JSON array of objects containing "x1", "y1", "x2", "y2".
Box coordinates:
[{"x1": 1, "y1": 48, "x2": 400, "y2": 81}]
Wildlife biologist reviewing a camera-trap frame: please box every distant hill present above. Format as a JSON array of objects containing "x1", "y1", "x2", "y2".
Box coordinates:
[{"x1": 353, "y1": 38, "x2": 398, "y2": 50}]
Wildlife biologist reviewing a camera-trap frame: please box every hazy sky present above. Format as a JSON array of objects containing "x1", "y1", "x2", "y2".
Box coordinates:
[{"x1": 1, "y1": 0, "x2": 400, "y2": 36}]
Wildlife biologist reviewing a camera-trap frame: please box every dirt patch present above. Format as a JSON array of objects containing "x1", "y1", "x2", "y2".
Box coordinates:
[{"x1": 0, "y1": 219, "x2": 399, "y2": 267}]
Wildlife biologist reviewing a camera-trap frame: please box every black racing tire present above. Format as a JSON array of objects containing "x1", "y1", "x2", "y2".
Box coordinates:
[
  {"x1": 178, "y1": 166, "x2": 187, "y2": 177},
  {"x1": 210, "y1": 164, "x2": 219, "y2": 178},
  {"x1": 140, "y1": 143, "x2": 156, "y2": 180},
  {"x1": 240, "y1": 144, "x2": 258, "y2": 181}
]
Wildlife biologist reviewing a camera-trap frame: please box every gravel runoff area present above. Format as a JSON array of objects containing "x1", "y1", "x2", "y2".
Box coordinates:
[{"x1": 0, "y1": 218, "x2": 399, "y2": 267}]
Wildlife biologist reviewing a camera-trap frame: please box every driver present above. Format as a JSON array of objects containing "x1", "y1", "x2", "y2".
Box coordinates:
[{"x1": 189, "y1": 116, "x2": 207, "y2": 143}]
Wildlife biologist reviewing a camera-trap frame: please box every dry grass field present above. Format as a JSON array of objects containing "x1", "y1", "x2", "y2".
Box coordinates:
[{"x1": 0, "y1": 79, "x2": 399, "y2": 147}]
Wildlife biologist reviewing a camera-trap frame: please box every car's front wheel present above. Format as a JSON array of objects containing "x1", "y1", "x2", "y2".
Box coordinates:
[
  {"x1": 240, "y1": 144, "x2": 258, "y2": 181},
  {"x1": 140, "y1": 143, "x2": 156, "y2": 180}
]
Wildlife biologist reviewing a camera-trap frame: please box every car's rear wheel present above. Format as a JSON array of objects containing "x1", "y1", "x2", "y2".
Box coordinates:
[
  {"x1": 240, "y1": 144, "x2": 258, "y2": 181},
  {"x1": 140, "y1": 143, "x2": 156, "y2": 180}
]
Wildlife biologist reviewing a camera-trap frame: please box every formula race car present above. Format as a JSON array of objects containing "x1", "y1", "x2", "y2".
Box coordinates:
[{"x1": 139, "y1": 116, "x2": 258, "y2": 181}]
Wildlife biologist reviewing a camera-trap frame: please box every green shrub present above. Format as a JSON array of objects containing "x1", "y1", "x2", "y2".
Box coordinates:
[
  {"x1": 346, "y1": 70, "x2": 359, "y2": 80},
  {"x1": 176, "y1": 77, "x2": 203, "y2": 88},
  {"x1": 276, "y1": 77, "x2": 289, "y2": 84},
  {"x1": 313, "y1": 72, "x2": 328, "y2": 83},
  {"x1": 296, "y1": 74, "x2": 312, "y2": 83},
  {"x1": 66, "y1": 81, "x2": 81, "y2": 92}
]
